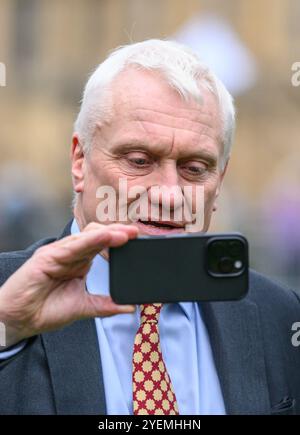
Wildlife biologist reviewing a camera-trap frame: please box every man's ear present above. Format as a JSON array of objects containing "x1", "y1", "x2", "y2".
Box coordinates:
[
  {"x1": 213, "y1": 158, "x2": 230, "y2": 211},
  {"x1": 71, "y1": 134, "x2": 85, "y2": 193}
]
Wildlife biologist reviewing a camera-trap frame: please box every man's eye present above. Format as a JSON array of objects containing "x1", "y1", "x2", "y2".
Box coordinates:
[
  {"x1": 126, "y1": 153, "x2": 151, "y2": 166},
  {"x1": 188, "y1": 166, "x2": 204, "y2": 173},
  {"x1": 181, "y1": 163, "x2": 207, "y2": 175},
  {"x1": 130, "y1": 158, "x2": 148, "y2": 165}
]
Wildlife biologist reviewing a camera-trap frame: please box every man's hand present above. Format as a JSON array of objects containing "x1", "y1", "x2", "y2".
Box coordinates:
[{"x1": 0, "y1": 223, "x2": 139, "y2": 349}]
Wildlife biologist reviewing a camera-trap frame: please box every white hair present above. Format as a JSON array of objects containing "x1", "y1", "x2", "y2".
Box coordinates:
[{"x1": 74, "y1": 39, "x2": 235, "y2": 168}]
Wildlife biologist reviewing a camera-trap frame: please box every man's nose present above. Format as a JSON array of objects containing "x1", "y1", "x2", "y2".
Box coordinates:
[
  {"x1": 147, "y1": 162, "x2": 184, "y2": 210},
  {"x1": 157, "y1": 161, "x2": 180, "y2": 186}
]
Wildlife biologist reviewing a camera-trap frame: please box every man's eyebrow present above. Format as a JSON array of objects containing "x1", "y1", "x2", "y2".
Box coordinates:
[{"x1": 112, "y1": 141, "x2": 164, "y2": 154}]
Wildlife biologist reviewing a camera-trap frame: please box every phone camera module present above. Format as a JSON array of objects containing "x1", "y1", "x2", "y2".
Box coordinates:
[{"x1": 207, "y1": 238, "x2": 246, "y2": 277}]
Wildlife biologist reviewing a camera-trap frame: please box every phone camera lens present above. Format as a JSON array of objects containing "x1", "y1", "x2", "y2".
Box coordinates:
[
  {"x1": 218, "y1": 257, "x2": 234, "y2": 273},
  {"x1": 210, "y1": 241, "x2": 225, "y2": 258},
  {"x1": 229, "y1": 241, "x2": 243, "y2": 257}
]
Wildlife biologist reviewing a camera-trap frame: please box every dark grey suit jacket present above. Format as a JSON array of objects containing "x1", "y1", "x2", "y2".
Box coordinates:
[{"x1": 0, "y1": 222, "x2": 300, "y2": 415}]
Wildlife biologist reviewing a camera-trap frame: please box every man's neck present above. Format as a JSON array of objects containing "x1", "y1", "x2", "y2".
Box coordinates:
[{"x1": 73, "y1": 203, "x2": 86, "y2": 231}]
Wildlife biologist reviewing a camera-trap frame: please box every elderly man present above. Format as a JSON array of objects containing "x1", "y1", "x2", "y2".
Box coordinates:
[{"x1": 0, "y1": 40, "x2": 299, "y2": 415}]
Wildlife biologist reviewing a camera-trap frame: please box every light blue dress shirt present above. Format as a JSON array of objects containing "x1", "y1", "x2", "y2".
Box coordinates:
[{"x1": 0, "y1": 219, "x2": 226, "y2": 415}]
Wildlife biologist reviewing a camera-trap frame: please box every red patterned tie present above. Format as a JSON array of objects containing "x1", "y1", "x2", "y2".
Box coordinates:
[{"x1": 132, "y1": 303, "x2": 179, "y2": 415}]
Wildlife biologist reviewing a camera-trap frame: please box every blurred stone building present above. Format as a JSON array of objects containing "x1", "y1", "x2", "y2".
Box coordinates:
[{"x1": 0, "y1": 0, "x2": 299, "y2": 288}]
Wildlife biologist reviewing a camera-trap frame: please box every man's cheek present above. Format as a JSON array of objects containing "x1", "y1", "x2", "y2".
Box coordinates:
[
  {"x1": 203, "y1": 185, "x2": 216, "y2": 213},
  {"x1": 202, "y1": 187, "x2": 218, "y2": 223}
]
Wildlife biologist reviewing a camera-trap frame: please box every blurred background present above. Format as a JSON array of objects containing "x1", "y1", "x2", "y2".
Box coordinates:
[{"x1": 0, "y1": 0, "x2": 299, "y2": 291}]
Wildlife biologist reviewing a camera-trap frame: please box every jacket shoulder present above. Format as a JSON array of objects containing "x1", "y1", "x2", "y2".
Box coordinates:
[{"x1": 249, "y1": 268, "x2": 300, "y2": 313}]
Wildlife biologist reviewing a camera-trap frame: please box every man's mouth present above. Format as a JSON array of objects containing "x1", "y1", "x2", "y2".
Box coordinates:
[{"x1": 136, "y1": 219, "x2": 185, "y2": 235}]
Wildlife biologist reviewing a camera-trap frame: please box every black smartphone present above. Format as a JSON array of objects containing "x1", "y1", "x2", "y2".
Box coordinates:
[{"x1": 109, "y1": 232, "x2": 249, "y2": 304}]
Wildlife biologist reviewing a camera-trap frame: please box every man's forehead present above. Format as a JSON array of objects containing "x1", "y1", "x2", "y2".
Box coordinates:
[
  {"x1": 115, "y1": 96, "x2": 215, "y2": 119},
  {"x1": 112, "y1": 68, "x2": 213, "y2": 107},
  {"x1": 110, "y1": 68, "x2": 219, "y2": 124}
]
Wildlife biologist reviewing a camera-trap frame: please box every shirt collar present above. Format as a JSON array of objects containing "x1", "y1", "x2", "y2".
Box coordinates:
[{"x1": 71, "y1": 219, "x2": 193, "y2": 321}]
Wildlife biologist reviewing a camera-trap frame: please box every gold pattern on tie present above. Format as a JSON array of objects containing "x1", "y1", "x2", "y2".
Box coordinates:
[{"x1": 132, "y1": 303, "x2": 179, "y2": 415}]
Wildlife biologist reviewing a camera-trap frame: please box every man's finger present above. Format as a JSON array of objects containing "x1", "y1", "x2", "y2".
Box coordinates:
[
  {"x1": 83, "y1": 222, "x2": 139, "y2": 237},
  {"x1": 39, "y1": 229, "x2": 125, "y2": 264},
  {"x1": 82, "y1": 294, "x2": 136, "y2": 318}
]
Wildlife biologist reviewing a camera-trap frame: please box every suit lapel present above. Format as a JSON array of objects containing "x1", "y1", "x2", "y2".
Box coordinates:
[
  {"x1": 42, "y1": 318, "x2": 106, "y2": 415},
  {"x1": 201, "y1": 298, "x2": 271, "y2": 415},
  {"x1": 41, "y1": 220, "x2": 106, "y2": 415}
]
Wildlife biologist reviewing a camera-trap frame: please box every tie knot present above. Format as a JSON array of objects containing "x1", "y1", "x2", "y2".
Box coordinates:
[{"x1": 140, "y1": 303, "x2": 162, "y2": 324}]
